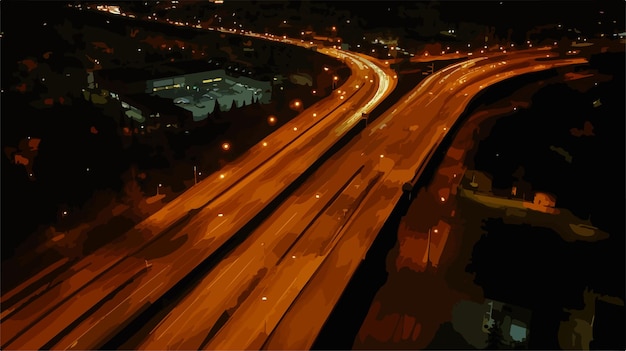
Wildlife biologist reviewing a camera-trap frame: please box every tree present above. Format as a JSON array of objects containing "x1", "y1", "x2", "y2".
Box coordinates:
[
  {"x1": 211, "y1": 99, "x2": 221, "y2": 120},
  {"x1": 230, "y1": 98, "x2": 237, "y2": 111}
]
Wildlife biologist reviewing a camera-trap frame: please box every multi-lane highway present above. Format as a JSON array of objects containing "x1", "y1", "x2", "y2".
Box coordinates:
[
  {"x1": 196, "y1": 50, "x2": 588, "y2": 350},
  {"x1": 263, "y1": 52, "x2": 589, "y2": 351},
  {"x1": 2, "y1": 8, "x2": 590, "y2": 349},
  {"x1": 1, "y1": 38, "x2": 395, "y2": 351}
]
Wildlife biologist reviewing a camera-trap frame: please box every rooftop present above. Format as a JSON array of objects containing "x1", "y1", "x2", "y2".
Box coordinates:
[{"x1": 95, "y1": 58, "x2": 229, "y2": 83}]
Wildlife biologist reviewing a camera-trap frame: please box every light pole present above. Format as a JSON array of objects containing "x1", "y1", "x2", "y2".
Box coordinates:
[
  {"x1": 427, "y1": 228, "x2": 431, "y2": 267},
  {"x1": 157, "y1": 183, "x2": 162, "y2": 195},
  {"x1": 427, "y1": 228, "x2": 438, "y2": 268},
  {"x1": 193, "y1": 165, "x2": 197, "y2": 185}
]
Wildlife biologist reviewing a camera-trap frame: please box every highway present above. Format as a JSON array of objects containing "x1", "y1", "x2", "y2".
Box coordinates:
[
  {"x1": 1, "y1": 41, "x2": 395, "y2": 351},
  {"x1": 197, "y1": 50, "x2": 588, "y2": 350},
  {"x1": 2, "y1": 8, "x2": 588, "y2": 349},
  {"x1": 75, "y1": 49, "x2": 569, "y2": 351}
]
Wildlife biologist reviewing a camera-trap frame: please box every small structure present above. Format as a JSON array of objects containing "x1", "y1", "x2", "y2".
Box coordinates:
[
  {"x1": 533, "y1": 192, "x2": 556, "y2": 208},
  {"x1": 463, "y1": 170, "x2": 492, "y2": 193},
  {"x1": 481, "y1": 299, "x2": 532, "y2": 348}
]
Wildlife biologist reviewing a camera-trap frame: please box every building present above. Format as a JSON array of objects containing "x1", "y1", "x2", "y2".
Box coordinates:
[{"x1": 94, "y1": 59, "x2": 272, "y2": 126}]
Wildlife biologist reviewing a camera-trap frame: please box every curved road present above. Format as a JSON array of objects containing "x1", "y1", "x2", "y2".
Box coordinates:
[{"x1": 200, "y1": 50, "x2": 588, "y2": 350}]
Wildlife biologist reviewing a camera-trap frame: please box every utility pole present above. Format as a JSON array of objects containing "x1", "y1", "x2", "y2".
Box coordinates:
[{"x1": 426, "y1": 228, "x2": 431, "y2": 267}]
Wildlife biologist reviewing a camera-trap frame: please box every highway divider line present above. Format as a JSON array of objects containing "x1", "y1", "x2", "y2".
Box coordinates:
[
  {"x1": 275, "y1": 165, "x2": 365, "y2": 266},
  {"x1": 320, "y1": 171, "x2": 384, "y2": 257}
]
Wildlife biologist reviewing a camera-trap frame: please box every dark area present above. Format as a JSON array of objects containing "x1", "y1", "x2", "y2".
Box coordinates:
[
  {"x1": 473, "y1": 52, "x2": 625, "y2": 234},
  {"x1": 590, "y1": 300, "x2": 626, "y2": 350}
]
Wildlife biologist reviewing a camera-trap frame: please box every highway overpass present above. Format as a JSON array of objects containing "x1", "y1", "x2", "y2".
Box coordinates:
[{"x1": 1, "y1": 18, "x2": 587, "y2": 350}]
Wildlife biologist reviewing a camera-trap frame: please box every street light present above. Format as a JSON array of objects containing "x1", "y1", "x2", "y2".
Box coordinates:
[
  {"x1": 221, "y1": 142, "x2": 230, "y2": 151},
  {"x1": 157, "y1": 183, "x2": 162, "y2": 195},
  {"x1": 267, "y1": 115, "x2": 277, "y2": 126}
]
